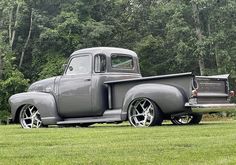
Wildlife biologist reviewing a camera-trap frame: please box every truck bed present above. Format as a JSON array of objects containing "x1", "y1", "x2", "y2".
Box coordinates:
[
  {"x1": 105, "y1": 72, "x2": 194, "y2": 111},
  {"x1": 105, "y1": 72, "x2": 235, "y2": 115}
]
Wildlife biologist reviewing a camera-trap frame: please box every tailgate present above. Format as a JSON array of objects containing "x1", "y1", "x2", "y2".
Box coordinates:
[
  {"x1": 186, "y1": 74, "x2": 236, "y2": 113},
  {"x1": 196, "y1": 75, "x2": 229, "y2": 104}
]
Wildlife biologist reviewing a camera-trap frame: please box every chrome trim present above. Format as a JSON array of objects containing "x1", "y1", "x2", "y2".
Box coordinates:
[
  {"x1": 108, "y1": 85, "x2": 112, "y2": 109},
  {"x1": 196, "y1": 74, "x2": 229, "y2": 79},
  {"x1": 197, "y1": 93, "x2": 228, "y2": 97},
  {"x1": 185, "y1": 103, "x2": 236, "y2": 113}
]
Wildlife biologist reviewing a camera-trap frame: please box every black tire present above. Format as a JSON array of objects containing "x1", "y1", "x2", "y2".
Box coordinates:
[
  {"x1": 171, "y1": 113, "x2": 203, "y2": 125},
  {"x1": 152, "y1": 102, "x2": 163, "y2": 126},
  {"x1": 77, "y1": 123, "x2": 93, "y2": 127},
  {"x1": 59, "y1": 124, "x2": 77, "y2": 127},
  {"x1": 189, "y1": 113, "x2": 202, "y2": 124},
  {"x1": 128, "y1": 98, "x2": 163, "y2": 127}
]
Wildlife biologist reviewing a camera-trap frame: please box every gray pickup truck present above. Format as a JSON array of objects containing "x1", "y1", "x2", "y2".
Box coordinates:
[{"x1": 9, "y1": 47, "x2": 236, "y2": 128}]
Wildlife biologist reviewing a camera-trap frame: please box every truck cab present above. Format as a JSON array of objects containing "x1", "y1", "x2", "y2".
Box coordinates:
[{"x1": 55, "y1": 47, "x2": 141, "y2": 118}]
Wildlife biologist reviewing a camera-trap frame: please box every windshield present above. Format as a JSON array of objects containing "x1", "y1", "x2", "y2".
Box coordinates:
[{"x1": 66, "y1": 55, "x2": 91, "y2": 75}]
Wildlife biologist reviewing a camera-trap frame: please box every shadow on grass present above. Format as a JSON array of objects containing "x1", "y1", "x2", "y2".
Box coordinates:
[
  {"x1": 8, "y1": 120, "x2": 235, "y2": 129},
  {"x1": 65, "y1": 121, "x2": 234, "y2": 128}
]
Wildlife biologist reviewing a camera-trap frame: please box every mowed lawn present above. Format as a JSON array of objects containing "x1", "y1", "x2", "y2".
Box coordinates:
[{"x1": 0, "y1": 121, "x2": 236, "y2": 165}]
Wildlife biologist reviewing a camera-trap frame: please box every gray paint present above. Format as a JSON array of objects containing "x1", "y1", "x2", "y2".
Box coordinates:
[
  {"x1": 70, "y1": 47, "x2": 141, "y2": 74},
  {"x1": 58, "y1": 74, "x2": 93, "y2": 117},
  {"x1": 9, "y1": 92, "x2": 61, "y2": 125},
  {"x1": 57, "y1": 109, "x2": 122, "y2": 125},
  {"x1": 106, "y1": 73, "x2": 193, "y2": 110},
  {"x1": 28, "y1": 76, "x2": 58, "y2": 94},
  {"x1": 8, "y1": 47, "x2": 236, "y2": 126},
  {"x1": 195, "y1": 75, "x2": 229, "y2": 104},
  {"x1": 121, "y1": 84, "x2": 188, "y2": 120}
]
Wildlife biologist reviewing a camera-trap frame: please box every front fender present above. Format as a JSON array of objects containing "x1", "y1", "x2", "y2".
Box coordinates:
[
  {"x1": 9, "y1": 92, "x2": 61, "y2": 125},
  {"x1": 122, "y1": 84, "x2": 188, "y2": 120}
]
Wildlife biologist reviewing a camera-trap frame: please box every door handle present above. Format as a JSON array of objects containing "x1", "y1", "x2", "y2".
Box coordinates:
[{"x1": 84, "y1": 78, "x2": 91, "y2": 81}]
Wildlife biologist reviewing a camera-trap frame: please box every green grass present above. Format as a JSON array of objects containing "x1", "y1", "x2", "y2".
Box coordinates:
[{"x1": 1, "y1": 121, "x2": 236, "y2": 165}]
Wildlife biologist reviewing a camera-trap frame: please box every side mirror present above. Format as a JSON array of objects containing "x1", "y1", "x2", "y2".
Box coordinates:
[
  {"x1": 62, "y1": 64, "x2": 68, "y2": 70},
  {"x1": 69, "y1": 66, "x2": 73, "y2": 71}
]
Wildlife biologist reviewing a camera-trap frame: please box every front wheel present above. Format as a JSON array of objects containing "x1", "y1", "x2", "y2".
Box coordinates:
[
  {"x1": 19, "y1": 104, "x2": 42, "y2": 128},
  {"x1": 171, "y1": 113, "x2": 203, "y2": 125},
  {"x1": 128, "y1": 98, "x2": 163, "y2": 127}
]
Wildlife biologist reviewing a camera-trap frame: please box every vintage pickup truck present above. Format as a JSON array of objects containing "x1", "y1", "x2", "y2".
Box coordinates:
[{"x1": 9, "y1": 47, "x2": 236, "y2": 128}]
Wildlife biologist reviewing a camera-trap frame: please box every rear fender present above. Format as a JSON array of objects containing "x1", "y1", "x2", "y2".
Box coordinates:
[
  {"x1": 9, "y1": 92, "x2": 61, "y2": 125},
  {"x1": 122, "y1": 84, "x2": 187, "y2": 120}
]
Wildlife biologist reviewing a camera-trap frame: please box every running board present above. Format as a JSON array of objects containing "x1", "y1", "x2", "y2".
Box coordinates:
[{"x1": 57, "y1": 109, "x2": 122, "y2": 125}]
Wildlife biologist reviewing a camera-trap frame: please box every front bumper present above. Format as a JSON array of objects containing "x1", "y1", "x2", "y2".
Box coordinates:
[{"x1": 185, "y1": 103, "x2": 236, "y2": 113}]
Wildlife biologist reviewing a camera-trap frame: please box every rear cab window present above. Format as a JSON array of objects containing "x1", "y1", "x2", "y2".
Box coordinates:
[{"x1": 111, "y1": 54, "x2": 134, "y2": 70}]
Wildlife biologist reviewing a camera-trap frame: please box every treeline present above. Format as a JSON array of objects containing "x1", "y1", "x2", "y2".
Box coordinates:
[{"x1": 0, "y1": 0, "x2": 236, "y2": 117}]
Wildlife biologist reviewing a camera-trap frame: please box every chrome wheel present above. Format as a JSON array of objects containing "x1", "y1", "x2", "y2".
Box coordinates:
[
  {"x1": 171, "y1": 113, "x2": 202, "y2": 125},
  {"x1": 128, "y1": 98, "x2": 162, "y2": 127},
  {"x1": 171, "y1": 115, "x2": 193, "y2": 125},
  {"x1": 19, "y1": 104, "x2": 42, "y2": 128}
]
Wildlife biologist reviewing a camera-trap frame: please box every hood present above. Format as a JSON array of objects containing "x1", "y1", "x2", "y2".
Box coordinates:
[{"x1": 28, "y1": 76, "x2": 58, "y2": 93}]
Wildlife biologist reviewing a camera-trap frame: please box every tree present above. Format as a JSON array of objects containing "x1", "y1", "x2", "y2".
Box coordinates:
[
  {"x1": 19, "y1": 7, "x2": 33, "y2": 68},
  {"x1": 0, "y1": 39, "x2": 28, "y2": 117},
  {"x1": 191, "y1": 0, "x2": 206, "y2": 75}
]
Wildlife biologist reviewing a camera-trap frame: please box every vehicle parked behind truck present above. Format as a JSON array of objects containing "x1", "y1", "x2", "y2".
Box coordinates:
[{"x1": 9, "y1": 47, "x2": 236, "y2": 128}]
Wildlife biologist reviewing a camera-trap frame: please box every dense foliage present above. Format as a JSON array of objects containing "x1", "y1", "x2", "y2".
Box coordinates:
[{"x1": 0, "y1": 0, "x2": 236, "y2": 117}]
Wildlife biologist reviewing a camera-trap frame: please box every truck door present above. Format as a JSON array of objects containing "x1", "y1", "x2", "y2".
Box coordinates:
[{"x1": 58, "y1": 54, "x2": 93, "y2": 117}]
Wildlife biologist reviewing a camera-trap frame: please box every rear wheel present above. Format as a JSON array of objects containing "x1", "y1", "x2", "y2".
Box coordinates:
[
  {"x1": 171, "y1": 113, "x2": 202, "y2": 125},
  {"x1": 128, "y1": 98, "x2": 163, "y2": 127},
  {"x1": 19, "y1": 104, "x2": 42, "y2": 128}
]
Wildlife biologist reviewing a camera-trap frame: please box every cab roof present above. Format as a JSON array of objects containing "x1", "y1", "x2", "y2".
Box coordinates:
[{"x1": 70, "y1": 47, "x2": 138, "y2": 57}]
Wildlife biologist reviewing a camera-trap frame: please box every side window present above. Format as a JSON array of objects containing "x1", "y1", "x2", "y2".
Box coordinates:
[
  {"x1": 66, "y1": 55, "x2": 91, "y2": 75},
  {"x1": 111, "y1": 54, "x2": 133, "y2": 69},
  {"x1": 94, "y1": 54, "x2": 106, "y2": 73}
]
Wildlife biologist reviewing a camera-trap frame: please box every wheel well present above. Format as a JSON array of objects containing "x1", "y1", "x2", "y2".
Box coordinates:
[
  {"x1": 125, "y1": 97, "x2": 164, "y2": 120},
  {"x1": 14, "y1": 104, "x2": 25, "y2": 123}
]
